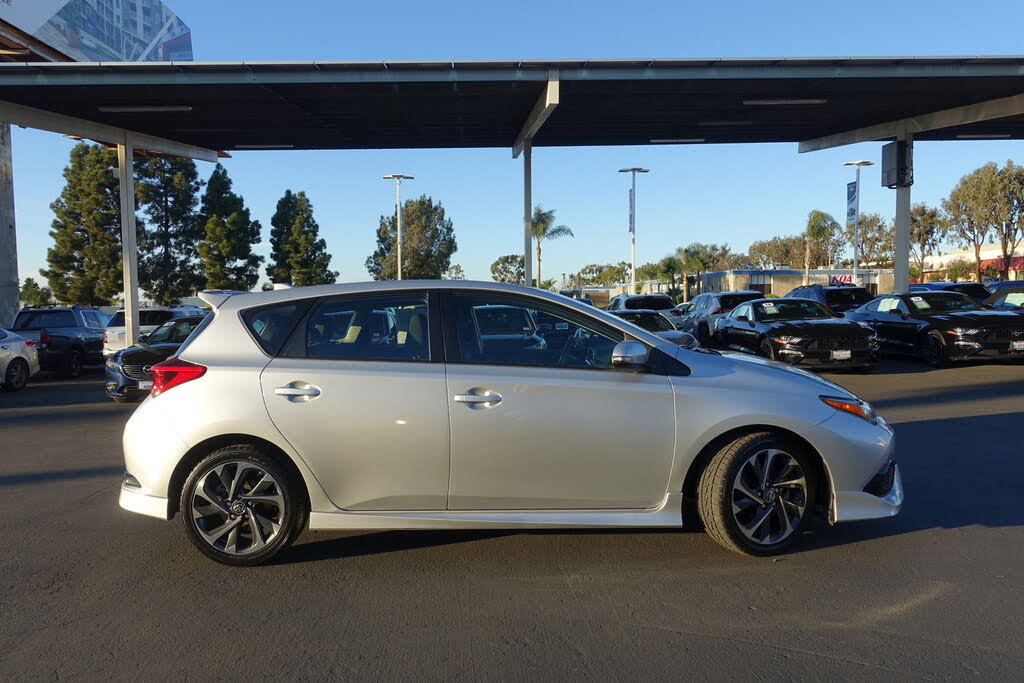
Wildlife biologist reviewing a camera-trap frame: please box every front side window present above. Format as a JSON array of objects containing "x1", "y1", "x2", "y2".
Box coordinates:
[
  {"x1": 305, "y1": 294, "x2": 429, "y2": 361},
  {"x1": 732, "y1": 303, "x2": 753, "y2": 319},
  {"x1": 876, "y1": 297, "x2": 907, "y2": 314},
  {"x1": 449, "y1": 293, "x2": 623, "y2": 369}
]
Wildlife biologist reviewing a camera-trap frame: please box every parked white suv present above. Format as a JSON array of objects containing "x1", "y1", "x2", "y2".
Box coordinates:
[
  {"x1": 120, "y1": 281, "x2": 902, "y2": 566},
  {"x1": 103, "y1": 305, "x2": 204, "y2": 356}
]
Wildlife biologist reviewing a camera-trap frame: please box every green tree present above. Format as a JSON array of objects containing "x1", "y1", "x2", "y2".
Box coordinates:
[
  {"x1": 539, "y1": 278, "x2": 557, "y2": 290},
  {"x1": 19, "y1": 278, "x2": 53, "y2": 306},
  {"x1": 963, "y1": 161, "x2": 1024, "y2": 279},
  {"x1": 490, "y1": 254, "x2": 525, "y2": 285},
  {"x1": 945, "y1": 257, "x2": 973, "y2": 282},
  {"x1": 266, "y1": 189, "x2": 298, "y2": 284},
  {"x1": 285, "y1": 192, "x2": 338, "y2": 286},
  {"x1": 804, "y1": 210, "x2": 840, "y2": 283},
  {"x1": 656, "y1": 256, "x2": 682, "y2": 301},
  {"x1": 443, "y1": 264, "x2": 466, "y2": 280},
  {"x1": 367, "y1": 194, "x2": 456, "y2": 280},
  {"x1": 136, "y1": 156, "x2": 204, "y2": 304},
  {"x1": 41, "y1": 143, "x2": 128, "y2": 305},
  {"x1": 842, "y1": 213, "x2": 895, "y2": 268},
  {"x1": 942, "y1": 169, "x2": 993, "y2": 283},
  {"x1": 909, "y1": 203, "x2": 942, "y2": 282},
  {"x1": 197, "y1": 213, "x2": 264, "y2": 290},
  {"x1": 531, "y1": 205, "x2": 574, "y2": 287}
]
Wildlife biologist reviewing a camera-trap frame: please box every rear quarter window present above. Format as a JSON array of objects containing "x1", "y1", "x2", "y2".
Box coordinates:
[{"x1": 241, "y1": 301, "x2": 310, "y2": 356}]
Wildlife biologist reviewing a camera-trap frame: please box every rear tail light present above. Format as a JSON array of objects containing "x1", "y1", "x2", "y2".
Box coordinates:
[
  {"x1": 24, "y1": 340, "x2": 36, "y2": 347},
  {"x1": 39, "y1": 332, "x2": 51, "y2": 347},
  {"x1": 668, "y1": 309, "x2": 681, "y2": 316},
  {"x1": 150, "y1": 358, "x2": 206, "y2": 397},
  {"x1": 711, "y1": 307, "x2": 732, "y2": 315}
]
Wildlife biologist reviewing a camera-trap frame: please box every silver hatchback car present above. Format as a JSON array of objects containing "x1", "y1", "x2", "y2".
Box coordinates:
[{"x1": 120, "y1": 281, "x2": 902, "y2": 566}]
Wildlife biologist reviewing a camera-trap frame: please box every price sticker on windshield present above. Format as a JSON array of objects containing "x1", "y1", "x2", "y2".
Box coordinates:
[{"x1": 761, "y1": 302, "x2": 778, "y2": 313}]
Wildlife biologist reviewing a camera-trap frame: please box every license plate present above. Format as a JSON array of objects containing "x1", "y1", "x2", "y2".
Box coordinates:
[
  {"x1": 1012, "y1": 341, "x2": 1024, "y2": 351},
  {"x1": 831, "y1": 350, "x2": 852, "y2": 360},
  {"x1": 137, "y1": 380, "x2": 153, "y2": 390}
]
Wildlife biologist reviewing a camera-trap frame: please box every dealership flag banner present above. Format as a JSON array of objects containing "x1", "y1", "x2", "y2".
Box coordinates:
[{"x1": 846, "y1": 182, "x2": 858, "y2": 228}]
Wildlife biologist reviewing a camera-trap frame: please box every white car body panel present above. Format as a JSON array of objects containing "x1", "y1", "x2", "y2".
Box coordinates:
[{"x1": 0, "y1": 328, "x2": 40, "y2": 383}]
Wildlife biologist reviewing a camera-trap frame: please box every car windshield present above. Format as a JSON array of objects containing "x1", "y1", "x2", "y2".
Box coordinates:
[
  {"x1": 754, "y1": 300, "x2": 833, "y2": 321},
  {"x1": 720, "y1": 293, "x2": 761, "y2": 308},
  {"x1": 625, "y1": 296, "x2": 674, "y2": 310},
  {"x1": 825, "y1": 288, "x2": 872, "y2": 305},
  {"x1": 13, "y1": 310, "x2": 75, "y2": 329},
  {"x1": 909, "y1": 293, "x2": 983, "y2": 313},
  {"x1": 617, "y1": 312, "x2": 674, "y2": 332},
  {"x1": 107, "y1": 310, "x2": 175, "y2": 327}
]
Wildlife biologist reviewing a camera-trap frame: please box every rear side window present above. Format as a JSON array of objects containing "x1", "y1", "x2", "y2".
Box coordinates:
[
  {"x1": 242, "y1": 302, "x2": 308, "y2": 356},
  {"x1": 13, "y1": 310, "x2": 75, "y2": 329},
  {"x1": 626, "y1": 296, "x2": 673, "y2": 310},
  {"x1": 305, "y1": 294, "x2": 429, "y2": 361}
]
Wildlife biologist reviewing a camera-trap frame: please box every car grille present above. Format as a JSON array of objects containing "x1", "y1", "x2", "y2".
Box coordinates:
[
  {"x1": 120, "y1": 363, "x2": 150, "y2": 380},
  {"x1": 985, "y1": 328, "x2": 1024, "y2": 342},
  {"x1": 809, "y1": 336, "x2": 868, "y2": 350}
]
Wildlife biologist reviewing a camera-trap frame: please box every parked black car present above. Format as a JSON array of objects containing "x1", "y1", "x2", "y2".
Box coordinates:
[
  {"x1": 607, "y1": 310, "x2": 699, "y2": 348},
  {"x1": 713, "y1": 298, "x2": 878, "y2": 371},
  {"x1": 104, "y1": 315, "x2": 206, "y2": 402},
  {"x1": 605, "y1": 293, "x2": 683, "y2": 327},
  {"x1": 783, "y1": 283, "x2": 874, "y2": 313},
  {"x1": 908, "y1": 281, "x2": 990, "y2": 303},
  {"x1": 984, "y1": 286, "x2": 1024, "y2": 313},
  {"x1": 10, "y1": 305, "x2": 108, "y2": 377},
  {"x1": 846, "y1": 291, "x2": 1024, "y2": 366},
  {"x1": 985, "y1": 280, "x2": 1024, "y2": 294},
  {"x1": 674, "y1": 290, "x2": 763, "y2": 344}
]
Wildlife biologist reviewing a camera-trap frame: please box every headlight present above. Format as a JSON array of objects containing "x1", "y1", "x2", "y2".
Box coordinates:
[
  {"x1": 948, "y1": 327, "x2": 980, "y2": 336},
  {"x1": 773, "y1": 336, "x2": 805, "y2": 345},
  {"x1": 105, "y1": 356, "x2": 119, "y2": 369},
  {"x1": 821, "y1": 395, "x2": 878, "y2": 424}
]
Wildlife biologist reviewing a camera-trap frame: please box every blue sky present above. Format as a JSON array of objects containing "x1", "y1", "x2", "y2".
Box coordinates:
[{"x1": 12, "y1": 0, "x2": 1024, "y2": 285}]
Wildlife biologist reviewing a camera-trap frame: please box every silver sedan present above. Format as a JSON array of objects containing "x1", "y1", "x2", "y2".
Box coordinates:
[{"x1": 119, "y1": 281, "x2": 902, "y2": 565}]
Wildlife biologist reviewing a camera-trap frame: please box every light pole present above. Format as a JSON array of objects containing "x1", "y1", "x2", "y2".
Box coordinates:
[
  {"x1": 382, "y1": 174, "x2": 414, "y2": 279},
  {"x1": 842, "y1": 160, "x2": 873, "y2": 286},
  {"x1": 619, "y1": 167, "x2": 649, "y2": 294}
]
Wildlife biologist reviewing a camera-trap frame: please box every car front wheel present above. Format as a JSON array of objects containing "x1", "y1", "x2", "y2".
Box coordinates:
[
  {"x1": 698, "y1": 432, "x2": 816, "y2": 556},
  {"x1": 922, "y1": 330, "x2": 948, "y2": 368},
  {"x1": 180, "y1": 445, "x2": 308, "y2": 566}
]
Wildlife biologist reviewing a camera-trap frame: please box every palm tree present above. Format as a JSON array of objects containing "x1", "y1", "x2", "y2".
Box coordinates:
[
  {"x1": 804, "y1": 210, "x2": 840, "y2": 284},
  {"x1": 531, "y1": 205, "x2": 574, "y2": 287},
  {"x1": 657, "y1": 256, "x2": 682, "y2": 301}
]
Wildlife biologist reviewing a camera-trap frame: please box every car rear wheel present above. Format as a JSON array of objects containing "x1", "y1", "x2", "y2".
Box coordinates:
[
  {"x1": 697, "y1": 323, "x2": 710, "y2": 345},
  {"x1": 698, "y1": 432, "x2": 816, "y2": 556},
  {"x1": 3, "y1": 358, "x2": 29, "y2": 391},
  {"x1": 922, "y1": 330, "x2": 948, "y2": 368},
  {"x1": 63, "y1": 349, "x2": 82, "y2": 378},
  {"x1": 180, "y1": 445, "x2": 308, "y2": 566}
]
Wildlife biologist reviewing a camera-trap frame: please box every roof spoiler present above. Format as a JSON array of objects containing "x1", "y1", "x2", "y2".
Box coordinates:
[{"x1": 198, "y1": 289, "x2": 250, "y2": 309}]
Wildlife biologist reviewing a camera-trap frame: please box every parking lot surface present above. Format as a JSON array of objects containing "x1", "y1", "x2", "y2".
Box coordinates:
[{"x1": 2, "y1": 360, "x2": 1022, "y2": 680}]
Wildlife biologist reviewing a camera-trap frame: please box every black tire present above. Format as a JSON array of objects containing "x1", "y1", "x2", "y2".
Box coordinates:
[
  {"x1": 757, "y1": 338, "x2": 776, "y2": 360},
  {"x1": 62, "y1": 348, "x2": 83, "y2": 378},
  {"x1": 180, "y1": 444, "x2": 308, "y2": 567},
  {"x1": 921, "y1": 330, "x2": 948, "y2": 368},
  {"x1": 697, "y1": 323, "x2": 710, "y2": 346},
  {"x1": 697, "y1": 431, "x2": 817, "y2": 556},
  {"x1": 3, "y1": 358, "x2": 29, "y2": 391}
]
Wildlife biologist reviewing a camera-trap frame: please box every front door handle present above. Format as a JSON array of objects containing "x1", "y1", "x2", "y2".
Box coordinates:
[{"x1": 454, "y1": 391, "x2": 501, "y2": 406}]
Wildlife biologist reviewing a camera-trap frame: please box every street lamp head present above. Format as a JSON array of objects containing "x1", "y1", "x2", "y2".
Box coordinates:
[
  {"x1": 382, "y1": 174, "x2": 415, "y2": 180},
  {"x1": 618, "y1": 168, "x2": 650, "y2": 173},
  {"x1": 841, "y1": 160, "x2": 874, "y2": 167}
]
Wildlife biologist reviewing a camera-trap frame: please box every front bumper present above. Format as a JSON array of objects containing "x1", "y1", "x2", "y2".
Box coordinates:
[
  {"x1": 119, "y1": 481, "x2": 170, "y2": 519},
  {"x1": 945, "y1": 334, "x2": 1024, "y2": 360},
  {"x1": 104, "y1": 363, "x2": 150, "y2": 401},
  {"x1": 774, "y1": 343, "x2": 878, "y2": 369}
]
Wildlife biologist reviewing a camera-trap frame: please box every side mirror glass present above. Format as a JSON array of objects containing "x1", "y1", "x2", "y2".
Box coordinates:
[{"x1": 611, "y1": 340, "x2": 650, "y2": 368}]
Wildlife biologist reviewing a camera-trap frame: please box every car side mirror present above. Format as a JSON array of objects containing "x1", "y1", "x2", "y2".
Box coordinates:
[{"x1": 611, "y1": 341, "x2": 650, "y2": 369}]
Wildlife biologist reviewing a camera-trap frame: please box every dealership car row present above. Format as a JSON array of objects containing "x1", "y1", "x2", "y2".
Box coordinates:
[{"x1": 2, "y1": 280, "x2": 1023, "y2": 396}]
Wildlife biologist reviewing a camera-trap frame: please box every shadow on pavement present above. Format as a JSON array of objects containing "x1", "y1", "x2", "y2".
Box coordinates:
[
  {"x1": 0, "y1": 372, "x2": 110, "y2": 410},
  {"x1": 280, "y1": 529, "x2": 515, "y2": 564},
  {"x1": 0, "y1": 465, "x2": 124, "y2": 487}
]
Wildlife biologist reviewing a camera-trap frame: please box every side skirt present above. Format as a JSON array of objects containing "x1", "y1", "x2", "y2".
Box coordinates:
[{"x1": 309, "y1": 493, "x2": 684, "y2": 530}]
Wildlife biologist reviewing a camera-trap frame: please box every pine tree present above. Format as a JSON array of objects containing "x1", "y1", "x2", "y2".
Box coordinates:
[
  {"x1": 41, "y1": 143, "x2": 130, "y2": 305},
  {"x1": 366, "y1": 195, "x2": 457, "y2": 280},
  {"x1": 195, "y1": 163, "x2": 263, "y2": 291},
  {"x1": 136, "y1": 156, "x2": 204, "y2": 304},
  {"x1": 284, "y1": 192, "x2": 337, "y2": 286},
  {"x1": 266, "y1": 190, "x2": 297, "y2": 284}
]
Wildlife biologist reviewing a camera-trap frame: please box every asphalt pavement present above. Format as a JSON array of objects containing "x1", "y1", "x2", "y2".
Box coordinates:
[{"x1": 1, "y1": 359, "x2": 1022, "y2": 680}]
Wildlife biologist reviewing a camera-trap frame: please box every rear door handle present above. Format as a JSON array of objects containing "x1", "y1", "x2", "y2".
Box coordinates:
[
  {"x1": 454, "y1": 392, "x2": 501, "y2": 406},
  {"x1": 274, "y1": 386, "x2": 321, "y2": 398}
]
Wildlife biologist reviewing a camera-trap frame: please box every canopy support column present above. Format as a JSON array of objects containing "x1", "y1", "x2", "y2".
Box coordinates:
[
  {"x1": 523, "y1": 141, "x2": 533, "y2": 286},
  {"x1": 117, "y1": 139, "x2": 140, "y2": 347},
  {"x1": 0, "y1": 122, "x2": 16, "y2": 327},
  {"x1": 893, "y1": 131, "x2": 913, "y2": 293}
]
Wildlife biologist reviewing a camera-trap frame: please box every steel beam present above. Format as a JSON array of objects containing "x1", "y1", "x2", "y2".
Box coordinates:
[
  {"x1": 523, "y1": 141, "x2": 533, "y2": 286},
  {"x1": 0, "y1": 123, "x2": 16, "y2": 327},
  {"x1": 513, "y1": 70, "x2": 559, "y2": 159},
  {"x1": 117, "y1": 140, "x2": 141, "y2": 349},
  {"x1": 799, "y1": 92, "x2": 1024, "y2": 153},
  {"x1": 0, "y1": 100, "x2": 219, "y2": 162},
  {"x1": 893, "y1": 132, "x2": 913, "y2": 293}
]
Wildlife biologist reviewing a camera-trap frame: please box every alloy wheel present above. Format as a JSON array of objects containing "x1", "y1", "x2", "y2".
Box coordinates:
[
  {"x1": 731, "y1": 448, "x2": 807, "y2": 546},
  {"x1": 6, "y1": 359, "x2": 28, "y2": 390},
  {"x1": 189, "y1": 461, "x2": 285, "y2": 556}
]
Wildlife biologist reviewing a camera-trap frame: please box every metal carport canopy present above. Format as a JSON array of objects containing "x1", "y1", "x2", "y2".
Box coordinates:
[{"x1": 1, "y1": 57, "x2": 1024, "y2": 151}]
